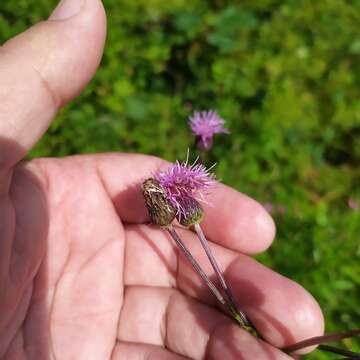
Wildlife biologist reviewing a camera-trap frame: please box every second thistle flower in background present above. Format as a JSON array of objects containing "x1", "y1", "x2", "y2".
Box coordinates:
[{"x1": 189, "y1": 110, "x2": 229, "y2": 151}]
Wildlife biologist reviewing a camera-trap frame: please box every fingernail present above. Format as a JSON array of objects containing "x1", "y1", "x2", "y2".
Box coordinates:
[{"x1": 49, "y1": 0, "x2": 85, "y2": 20}]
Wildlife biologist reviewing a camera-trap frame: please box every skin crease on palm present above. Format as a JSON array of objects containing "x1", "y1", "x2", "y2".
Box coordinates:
[{"x1": 0, "y1": 0, "x2": 325, "y2": 359}]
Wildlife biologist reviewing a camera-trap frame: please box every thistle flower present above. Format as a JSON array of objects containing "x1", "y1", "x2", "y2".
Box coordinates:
[
  {"x1": 189, "y1": 110, "x2": 229, "y2": 150},
  {"x1": 155, "y1": 159, "x2": 215, "y2": 220},
  {"x1": 154, "y1": 159, "x2": 259, "y2": 336},
  {"x1": 141, "y1": 174, "x2": 228, "y2": 315},
  {"x1": 263, "y1": 202, "x2": 274, "y2": 214},
  {"x1": 348, "y1": 197, "x2": 358, "y2": 210}
]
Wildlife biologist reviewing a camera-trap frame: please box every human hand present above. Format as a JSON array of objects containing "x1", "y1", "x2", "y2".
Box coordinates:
[{"x1": 0, "y1": 0, "x2": 324, "y2": 358}]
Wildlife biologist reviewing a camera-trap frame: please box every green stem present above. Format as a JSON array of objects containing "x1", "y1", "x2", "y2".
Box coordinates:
[{"x1": 317, "y1": 345, "x2": 360, "y2": 359}]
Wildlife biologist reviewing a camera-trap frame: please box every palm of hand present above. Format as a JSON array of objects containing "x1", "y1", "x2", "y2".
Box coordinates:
[
  {"x1": 2, "y1": 155, "x2": 123, "y2": 359},
  {"x1": 4, "y1": 154, "x2": 183, "y2": 359},
  {"x1": 1, "y1": 154, "x2": 323, "y2": 360},
  {"x1": 1, "y1": 154, "x2": 233, "y2": 360}
]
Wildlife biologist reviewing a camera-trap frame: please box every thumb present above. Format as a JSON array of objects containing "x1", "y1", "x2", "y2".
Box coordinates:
[{"x1": 0, "y1": 0, "x2": 106, "y2": 170}]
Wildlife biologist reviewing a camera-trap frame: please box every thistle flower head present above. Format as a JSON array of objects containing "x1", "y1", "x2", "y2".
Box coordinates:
[
  {"x1": 348, "y1": 197, "x2": 358, "y2": 210},
  {"x1": 189, "y1": 110, "x2": 229, "y2": 150},
  {"x1": 155, "y1": 159, "x2": 215, "y2": 220},
  {"x1": 263, "y1": 202, "x2": 274, "y2": 214},
  {"x1": 178, "y1": 197, "x2": 204, "y2": 227}
]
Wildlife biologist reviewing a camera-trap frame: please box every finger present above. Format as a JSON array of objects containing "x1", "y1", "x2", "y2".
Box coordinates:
[
  {"x1": 4, "y1": 164, "x2": 47, "y2": 281},
  {"x1": 118, "y1": 286, "x2": 292, "y2": 360},
  {"x1": 94, "y1": 153, "x2": 275, "y2": 253},
  {"x1": 124, "y1": 224, "x2": 324, "y2": 351},
  {"x1": 113, "y1": 342, "x2": 190, "y2": 360},
  {"x1": 203, "y1": 184, "x2": 275, "y2": 253},
  {"x1": 0, "y1": 0, "x2": 106, "y2": 170}
]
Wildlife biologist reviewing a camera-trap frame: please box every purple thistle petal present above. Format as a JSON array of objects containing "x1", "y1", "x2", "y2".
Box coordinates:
[
  {"x1": 154, "y1": 159, "x2": 215, "y2": 219},
  {"x1": 189, "y1": 110, "x2": 229, "y2": 150},
  {"x1": 263, "y1": 202, "x2": 274, "y2": 214},
  {"x1": 348, "y1": 197, "x2": 358, "y2": 210}
]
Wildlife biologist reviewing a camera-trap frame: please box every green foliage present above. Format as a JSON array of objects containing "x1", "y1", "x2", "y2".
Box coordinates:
[{"x1": 1, "y1": 0, "x2": 359, "y2": 358}]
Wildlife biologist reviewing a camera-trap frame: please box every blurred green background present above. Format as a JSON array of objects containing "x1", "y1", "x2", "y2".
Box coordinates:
[{"x1": 1, "y1": 0, "x2": 359, "y2": 358}]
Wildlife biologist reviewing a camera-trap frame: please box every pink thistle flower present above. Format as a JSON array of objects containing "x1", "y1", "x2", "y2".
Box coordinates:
[
  {"x1": 189, "y1": 110, "x2": 229, "y2": 150},
  {"x1": 348, "y1": 198, "x2": 358, "y2": 210},
  {"x1": 263, "y1": 202, "x2": 274, "y2": 214},
  {"x1": 155, "y1": 159, "x2": 215, "y2": 219}
]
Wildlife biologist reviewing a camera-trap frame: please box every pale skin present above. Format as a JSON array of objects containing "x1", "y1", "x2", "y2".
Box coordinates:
[{"x1": 0, "y1": 0, "x2": 324, "y2": 359}]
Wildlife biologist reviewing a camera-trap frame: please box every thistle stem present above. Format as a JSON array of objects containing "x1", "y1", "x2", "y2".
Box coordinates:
[
  {"x1": 193, "y1": 223, "x2": 260, "y2": 337},
  {"x1": 317, "y1": 345, "x2": 360, "y2": 359},
  {"x1": 166, "y1": 226, "x2": 226, "y2": 307},
  {"x1": 283, "y1": 329, "x2": 360, "y2": 353}
]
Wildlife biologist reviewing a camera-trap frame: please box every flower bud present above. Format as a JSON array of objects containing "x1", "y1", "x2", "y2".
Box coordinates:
[
  {"x1": 178, "y1": 197, "x2": 204, "y2": 227},
  {"x1": 142, "y1": 178, "x2": 176, "y2": 228}
]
